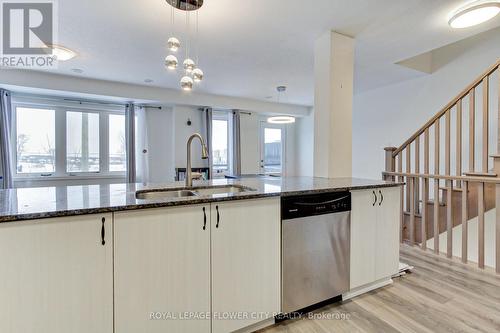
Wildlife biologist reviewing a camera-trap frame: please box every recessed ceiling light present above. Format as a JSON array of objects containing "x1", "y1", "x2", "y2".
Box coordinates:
[
  {"x1": 448, "y1": 1, "x2": 500, "y2": 28},
  {"x1": 267, "y1": 116, "x2": 296, "y2": 124},
  {"x1": 144, "y1": 79, "x2": 154, "y2": 83},
  {"x1": 265, "y1": 96, "x2": 273, "y2": 99},
  {"x1": 46, "y1": 45, "x2": 77, "y2": 61},
  {"x1": 71, "y1": 68, "x2": 83, "y2": 74}
]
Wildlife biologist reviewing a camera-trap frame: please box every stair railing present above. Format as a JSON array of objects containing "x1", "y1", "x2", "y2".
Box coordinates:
[{"x1": 383, "y1": 59, "x2": 500, "y2": 273}]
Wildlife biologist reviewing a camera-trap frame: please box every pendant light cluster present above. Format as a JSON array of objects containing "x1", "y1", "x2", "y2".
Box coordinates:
[{"x1": 165, "y1": 0, "x2": 204, "y2": 91}]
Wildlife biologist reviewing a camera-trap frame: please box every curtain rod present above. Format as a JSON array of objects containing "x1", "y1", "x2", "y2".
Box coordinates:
[{"x1": 11, "y1": 93, "x2": 163, "y2": 109}]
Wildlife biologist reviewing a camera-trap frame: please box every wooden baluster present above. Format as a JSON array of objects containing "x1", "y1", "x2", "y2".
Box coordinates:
[
  {"x1": 482, "y1": 78, "x2": 489, "y2": 173},
  {"x1": 445, "y1": 110, "x2": 452, "y2": 258},
  {"x1": 478, "y1": 182, "x2": 485, "y2": 269},
  {"x1": 409, "y1": 177, "x2": 415, "y2": 246},
  {"x1": 469, "y1": 89, "x2": 475, "y2": 172},
  {"x1": 398, "y1": 152, "x2": 403, "y2": 243},
  {"x1": 415, "y1": 137, "x2": 420, "y2": 214},
  {"x1": 422, "y1": 128, "x2": 429, "y2": 250},
  {"x1": 406, "y1": 146, "x2": 411, "y2": 211},
  {"x1": 462, "y1": 180, "x2": 468, "y2": 263},
  {"x1": 434, "y1": 120, "x2": 440, "y2": 254},
  {"x1": 456, "y1": 100, "x2": 462, "y2": 188}
]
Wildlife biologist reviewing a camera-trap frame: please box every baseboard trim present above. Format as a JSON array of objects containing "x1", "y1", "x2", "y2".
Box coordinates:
[
  {"x1": 342, "y1": 278, "x2": 393, "y2": 301},
  {"x1": 233, "y1": 318, "x2": 276, "y2": 333}
]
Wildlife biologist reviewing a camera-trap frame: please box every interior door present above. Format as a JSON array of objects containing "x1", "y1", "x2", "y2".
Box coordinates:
[
  {"x1": 211, "y1": 198, "x2": 280, "y2": 333},
  {"x1": 260, "y1": 122, "x2": 284, "y2": 174}
]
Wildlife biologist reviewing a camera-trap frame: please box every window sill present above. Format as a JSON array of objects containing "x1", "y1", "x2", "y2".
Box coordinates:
[{"x1": 14, "y1": 174, "x2": 126, "y2": 182}]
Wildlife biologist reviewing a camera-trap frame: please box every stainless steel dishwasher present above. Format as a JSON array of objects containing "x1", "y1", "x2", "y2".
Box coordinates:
[{"x1": 281, "y1": 191, "x2": 350, "y2": 313}]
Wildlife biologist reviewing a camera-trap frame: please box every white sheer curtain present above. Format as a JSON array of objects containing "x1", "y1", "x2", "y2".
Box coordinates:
[
  {"x1": 231, "y1": 110, "x2": 242, "y2": 176},
  {"x1": 0, "y1": 89, "x2": 13, "y2": 189},
  {"x1": 125, "y1": 104, "x2": 136, "y2": 183},
  {"x1": 135, "y1": 106, "x2": 150, "y2": 184}
]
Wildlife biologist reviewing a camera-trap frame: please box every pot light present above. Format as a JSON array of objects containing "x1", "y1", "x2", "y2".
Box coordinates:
[
  {"x1": 449, "y1": 1, "x2": 500, "y2": 28},
  {"x1": 267, "y1": 116, "x2": 296, "y2": 124},
  {"x1": 46, "y1": 45, "x2": 77, "y2": 61}
]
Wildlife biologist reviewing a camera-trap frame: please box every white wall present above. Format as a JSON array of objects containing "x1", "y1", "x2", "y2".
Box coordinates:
[
  {"x1": 240, "y1": 113, "x2": 260, "y2": 175},
  {"x1": 294, "y1": 110, "x2": 314, "y2": 177},
  {"x1": 173, "y1": 106, "x2": 208, "y2": 169},
  {"x1": 144, "y1": 107, "x2": 175, "y2": 183},
  {"x1": 353, "y1": 28, "x2": 500, "y2": 180}
]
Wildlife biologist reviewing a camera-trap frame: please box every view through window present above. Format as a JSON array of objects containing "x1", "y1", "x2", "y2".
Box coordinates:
[
  {"x1": 14, "y1": 104, "x2": 126, "y2": 177},
  {"x1": 16, "y1": 107, "x2": 56, "y2": 174},
  {"x1": 211, "y1": 114, "x2": 229, "y2": 173},
  {"x1": 263, "y1": 127, "x2": 282, "y2": 174}
]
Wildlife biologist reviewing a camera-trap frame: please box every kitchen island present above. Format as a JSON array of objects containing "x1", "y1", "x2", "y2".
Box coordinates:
[{"x1": 0, "y1": 176, "x2": 402, "y2": 333}]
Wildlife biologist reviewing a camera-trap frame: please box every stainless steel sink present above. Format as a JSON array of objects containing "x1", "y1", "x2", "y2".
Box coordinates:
[
  {"x1": 194, "y1": 185, "x2": 254, "y2": 196},
  {"x1": 136, "y1": 189, "x2": 197, "y2": 200},
  {"x1": 135, "y1": 185, "x2": 255, "y2": 200}
]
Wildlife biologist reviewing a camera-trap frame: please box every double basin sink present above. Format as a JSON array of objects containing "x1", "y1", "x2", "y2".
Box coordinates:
[{"x1": 136, "y1": 185, "x2": 256, "y2": 200}]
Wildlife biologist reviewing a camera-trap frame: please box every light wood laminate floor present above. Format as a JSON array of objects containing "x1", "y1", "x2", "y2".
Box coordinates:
[{"x1": 259, "y1": 245, "x2": 500, "y2": 333}]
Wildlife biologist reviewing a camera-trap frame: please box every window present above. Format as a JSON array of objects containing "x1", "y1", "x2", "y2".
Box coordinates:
[
  {"x1": 211, "y1": 112, "x2": 230, "y2": 174},
  {"x1": 109, "y1": 114, "x2": 126, "y2": 172},
  {"x1": 13, "y1": 100, "x2": 127, "y2": 179},
  {"x1": 15, "y1": 107, "x2": 55, "y2": 174},
  {"x1": 66, "y1": 111, "x2": 100, "y2": 172}
]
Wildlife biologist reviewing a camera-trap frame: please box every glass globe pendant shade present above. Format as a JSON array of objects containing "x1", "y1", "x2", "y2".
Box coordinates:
[
  {"x1": 183, "y1": 58, "x2": 196, "y2": 73},
  {"x1": 167, "y1": 37, "x2": 180, "y2": 52},
  {"x1": 192, "y1": 68, "x2": 204, "y2": 82},
  {"x1": 165, "y1": 55, "x2": 178, "y2": 70},
  {"x1": 180, "y1": 76, "x2": 194, "y2": 91}
]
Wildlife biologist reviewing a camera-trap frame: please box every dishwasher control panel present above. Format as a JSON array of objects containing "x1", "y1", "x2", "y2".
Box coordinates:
[{"x1": 281, "y1": 191, "x2": 351, "y2": 220}]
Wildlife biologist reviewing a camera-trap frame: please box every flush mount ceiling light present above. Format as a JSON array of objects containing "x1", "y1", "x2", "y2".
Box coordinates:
[
  {"x1": 46, "y1": 45, "x2": 77, "y2": 61},
  {"x1": 267, "y1": 116, "x2": 296, "y2": 124},
  {"x1": 448, "y1": 1, "x2": 500, "y2": 28}
]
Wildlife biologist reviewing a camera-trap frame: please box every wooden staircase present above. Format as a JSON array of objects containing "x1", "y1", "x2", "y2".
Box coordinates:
[{"x1": 382, "y1": 59, "x2": 500, "y2": 272}]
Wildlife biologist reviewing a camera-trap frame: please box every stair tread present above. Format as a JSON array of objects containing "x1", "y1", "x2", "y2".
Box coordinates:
[
  {"x1": 419, "y1": 199, "x2": 446, "y2": 206},
  {"x1": 403, "y1": 211, "x2": 422, "y2": 218}
]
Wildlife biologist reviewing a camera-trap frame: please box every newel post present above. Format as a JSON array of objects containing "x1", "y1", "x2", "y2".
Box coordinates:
[
  {"x1": 493, "y1": 155, "x2": 500, "y2": 274},
  {"x1": 384, "y1": 147, "x2": 397, "y2": 181}
]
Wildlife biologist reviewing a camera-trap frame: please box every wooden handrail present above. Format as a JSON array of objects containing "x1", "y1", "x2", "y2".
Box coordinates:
[
  {"x1": 382, "y1": 171, "x2": 500, "y2": 184},
  {"x1": 393, "y1": 59, "x2": 500, "y2": 156}
]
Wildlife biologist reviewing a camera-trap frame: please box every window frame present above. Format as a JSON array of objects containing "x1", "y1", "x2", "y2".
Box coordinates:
[
  {"x1": 12, "y1": 97, "x2": 126, "y2": 180},
  {"x1": 211, "y1": 111, "x2": 231, "y2": 176}
]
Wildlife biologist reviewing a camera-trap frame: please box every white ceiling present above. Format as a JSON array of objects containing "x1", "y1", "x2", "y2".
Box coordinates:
[{"x1": 32, "y1": 0, "x2": 500, "y2": 106}]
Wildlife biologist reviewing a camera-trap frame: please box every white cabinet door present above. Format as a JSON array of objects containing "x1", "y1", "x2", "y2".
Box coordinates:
[
  {"x1": 375, "y1": 187, "x2": 400, "y2": 280},
  {"x1": 114, "y1": 205, "x2": 210, "y2": 333},
  {"x1": 0, "y1": 214, "x2": 113, "y2": 333},
  {"x1": 211, "y1": 198, "x2": 280, "y2": 333},
  {"x1": 350, "y1": 190, "x2": 377, "y2": 289}
]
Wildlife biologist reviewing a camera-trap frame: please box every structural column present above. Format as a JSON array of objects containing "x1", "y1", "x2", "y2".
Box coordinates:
[{"x1": 313, "y1": 31, "x2": 354, "y2": 178}]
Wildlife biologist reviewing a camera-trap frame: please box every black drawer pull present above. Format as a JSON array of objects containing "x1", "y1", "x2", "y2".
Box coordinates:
[
  {"x1": 101, "y1": 217, "x2": 106, "y2": 246},
  {"x1": 379, "y1": 190, "x2": 384, "y2": 206},
  {"x1": 372, "y1": 191, "x2": 377, "y2": 206},
  {"x1": 216, "y1": 205, "x2": 220, "y2": 228},
  {"x1": 202, "y1": 207, "x2": 207, "y2": 230}
]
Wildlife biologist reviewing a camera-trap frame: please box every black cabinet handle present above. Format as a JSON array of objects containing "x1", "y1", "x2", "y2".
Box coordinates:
[
  {"x1": 202, "y1": 207, "x2": 207, "y2": 230},
  {"x1": 101, "y1": 217, "x2": 106, "y2": 246},
  {"x1": 379, "y1": 190, "x2": 384, "y2": 206},
  {"x1": 216, "y1": 205, "x2": 220, "y2": 228},
  {"x1": 372, "y1": 191, "x2": 377, "y2": 206}
]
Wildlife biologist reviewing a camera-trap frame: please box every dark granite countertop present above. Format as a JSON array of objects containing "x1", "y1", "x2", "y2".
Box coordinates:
[{"x1": 0, "y1": 177, "x2": 402, "y2": 223}]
